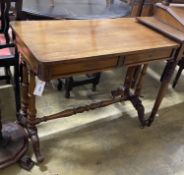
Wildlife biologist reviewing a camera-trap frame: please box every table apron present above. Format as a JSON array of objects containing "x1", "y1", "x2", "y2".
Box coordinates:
[{"x1": 37, "y1": 47, "x2": 175, "y2": 81}]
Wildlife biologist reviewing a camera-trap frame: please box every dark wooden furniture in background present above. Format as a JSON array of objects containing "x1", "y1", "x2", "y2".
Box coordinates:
[
  {"x1": 170, "y1": 0, "x2": 184, "y2": 88},
  {"x1": 131, "y1": 0, "x2": 184, "y2": 95},
  {"x1": 131, "y1": 0, "x2": 183, "y2": 16},
  {"x1": 0, "y1": 0, "x2": 31, "y2": 170},
  {"x1": 137, "y1": 0, "x2": 184, "y2": 89},
  {"x1": 131, "y1": 0, "x2": 163, "y2": 16},
  {"x1": 160, "y1": 0, "x2": 184, "y2": 88},
  {"x1": 0, "y1": 0, "x2": 20, "y2": 118},
  {"x1": 130, "y1": 0, "x2": 184, "y2": 91},
  {"x1": 11, "y1": 16, "x2": 180, "y2": 163},
  {"x1": 137, "y1": 0, "x2": 184, "y2": 123}
]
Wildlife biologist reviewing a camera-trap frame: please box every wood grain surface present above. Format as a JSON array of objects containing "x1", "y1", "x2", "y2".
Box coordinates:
[
  {"x1": 11, "y1": 18, "x2": 178, "y2": 63},
  {"x1": 11, "y1": 18, "x2": 178, "y2": 80}
]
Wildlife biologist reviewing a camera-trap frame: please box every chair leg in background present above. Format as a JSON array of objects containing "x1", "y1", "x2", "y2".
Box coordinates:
[
  {"x1": 4, "y1": 66, "x2": 11, "y2": 84},
  {"x1": 65, "y1": 77, "x2": 73, "y2": 98},
  {"x1": 92, "y1": 73, "x2": 101, "y2": 91}
]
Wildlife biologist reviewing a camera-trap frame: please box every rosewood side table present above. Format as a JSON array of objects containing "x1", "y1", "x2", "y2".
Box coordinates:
[{"x1": 11, "y1": 18, "x2": 181, "y2": 163}]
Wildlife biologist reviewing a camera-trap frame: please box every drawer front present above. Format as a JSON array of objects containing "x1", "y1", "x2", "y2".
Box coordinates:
[
  {"x1": 124, "y1": 48, "x2": 173, "y2": 66},
  {"x1": 50, "y1": 57, "x2": 118, "y2": 78}
]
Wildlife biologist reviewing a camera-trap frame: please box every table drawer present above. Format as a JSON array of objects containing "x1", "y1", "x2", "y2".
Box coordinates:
[
  {"x1": 124, "y1": 48, "x2": 173, "y2": 65},
  {"x1": 51, "y1": 57, "x2": 118, "y2": 78}
]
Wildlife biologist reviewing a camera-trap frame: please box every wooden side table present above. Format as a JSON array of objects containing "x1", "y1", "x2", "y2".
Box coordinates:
[{"x1": 10, "y1": 18, "x2": 181, "y2": 163}]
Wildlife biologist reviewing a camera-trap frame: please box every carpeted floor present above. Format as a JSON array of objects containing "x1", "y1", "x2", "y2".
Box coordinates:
[{"x1": 0, "y1": 61, "x2": 184, "y2": 175}]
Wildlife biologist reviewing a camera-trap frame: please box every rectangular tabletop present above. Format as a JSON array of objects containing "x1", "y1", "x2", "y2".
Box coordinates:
[{"x1": 11, "y1": 18, "x2": 179, "y2": 81}]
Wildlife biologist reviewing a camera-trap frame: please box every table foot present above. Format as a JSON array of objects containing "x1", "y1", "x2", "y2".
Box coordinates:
[
  {"x1": 0, "y1": 122, "x2": 28, "y2": 169},
  {"x1": 128, "y1": 94, "x2": 147, "y2": 128},
  {"x1": 27, "y1": 126, "x2": 44, "y2": 163}
]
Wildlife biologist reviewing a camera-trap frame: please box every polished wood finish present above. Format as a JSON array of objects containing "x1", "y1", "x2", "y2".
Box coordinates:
[
  {"x1": 124, "y1": 47, "x2": 173, "y2": 65},
  {"x1": 11, "y1": 18, "x2": 178, "y2": 81},
  {"x1": 11, "y1": 17, "x2": 180, "y2": 163}
]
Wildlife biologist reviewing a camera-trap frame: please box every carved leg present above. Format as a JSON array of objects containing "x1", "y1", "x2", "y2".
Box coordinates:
[
  {"x1": 27, "y1": 69, "x2": 44, "y2": 163},
  {"x1": 131, "y1": 65, "x2": 142, "y2": 89},
  {"x1": 135, "y1": 64, "x2": 148, "y2": 97},
  {"x1": 124, "y1": 67, "x2": 146, "y2": 127},
  {"x1": 19, "y1": 62, "x2": 29, "y2": 126},
  {"x1": 27, "y1": 126, "x2": 43, "y2": 162},
  {"x1": 148, "y1": 60, "x2": 177, "y2": 126},
  {"x1": 128, "y1": 94, "x2": 145, "y2": 128}
]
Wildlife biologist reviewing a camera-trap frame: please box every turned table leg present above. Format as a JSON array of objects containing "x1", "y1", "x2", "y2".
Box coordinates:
[
  {"x1": 131, "y1": 65, "x2": 142, "y2": 89},
  {"x1": 148, "y1": 60, "x2": 177, "y2": 126},
  {"x1": 148, "y1": 46, "x2": 184, "y2": 126},
  {"x1": 124, "y1": 67, "x2": 135, "y2": 88},
  {"x1": 135, "y1": 64, "x2": 148, "y2": 97},
  {"x1": 27, "y1": 69, "x2": 44, "y2": 163}
]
